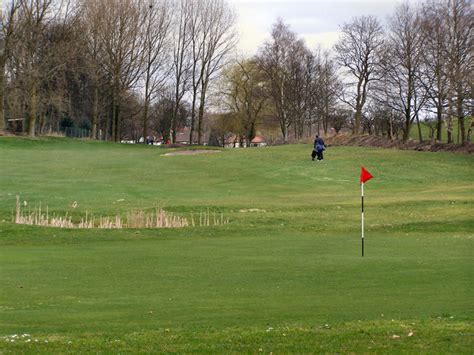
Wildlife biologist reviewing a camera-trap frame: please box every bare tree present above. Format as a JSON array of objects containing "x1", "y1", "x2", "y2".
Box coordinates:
[
  {"x1": 382, "y1": 3, "x2": 427, "y2": 142},
  {"x1": 79, "y1": 0, "x2": 107, "y2": 139},
  {"x1": 316, "y1": 50, "x2": 342, "y2": 135},
  {"x1": 93, "y1": 0, "x2": 143, "y2": 142},
  {"x1": 187, "y1": 0, "x2": 203, "y2": 144},
  {"x1": 10, "y1": 0, "x2": 55, "y2": 137},
  {"x1": 0, "y1": 0, "x2": 20, "y2": 133},
  {"x1": 258, "y1": 19, "x2": 296, "y2": 142},
  {"x1": 195, "y1": 0, "x2": 237, "y2": 145},
  {"x1": 170, "y1": 0, "x2": 192, "y2": 144},
  {"x1": 8, "y1": 0, "x2": 77, "y2": 137},
  {"x1": 334, "y1": 15, "x2": 384, "y2": 135},
  {"x1": 286, "y1": 39, "x2": 313, "y2": 139},
  {"x1": 419, "y1": 0, "x2": 449, "y2": 142},
  {"x1": 139, "y1": 0, "x2": 172, "y2": 143},
  {"x1": 445, "y1": 0, "x2": 472, "y2": 145}
]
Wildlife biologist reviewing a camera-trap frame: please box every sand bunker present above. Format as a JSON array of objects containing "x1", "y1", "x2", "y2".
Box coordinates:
[{"x1": 163, "y1": 150, "x2": 221, "y2": 156}]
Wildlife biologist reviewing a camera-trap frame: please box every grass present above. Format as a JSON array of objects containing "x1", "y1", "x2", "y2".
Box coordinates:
[
  {"x1": 0, "y1": 137, "x2": 473, "y2": 352},
  {"x1": 409, "y1": 116, "x2": 471, "y2": 143}
]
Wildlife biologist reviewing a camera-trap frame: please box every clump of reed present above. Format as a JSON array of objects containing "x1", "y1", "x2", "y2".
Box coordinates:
[
  {"x1": 190, "y1": 208, "x2": 229, "y2": 227},
  {"x1": 13, "y1": 196, "x2": 229, "y2": 229},
  {"x1": 14, "y1": 196, "x2": 75, "y2": 228},
  {"x1": 126, "y1": 209, "x2": 189, "y2": 228}
]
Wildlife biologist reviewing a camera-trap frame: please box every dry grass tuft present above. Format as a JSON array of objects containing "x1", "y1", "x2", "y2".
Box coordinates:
[{"x1": 14, "y1": 196, "x2": 229, "y2": 229}]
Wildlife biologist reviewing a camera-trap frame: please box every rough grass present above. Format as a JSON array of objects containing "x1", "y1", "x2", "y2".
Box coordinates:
[
  {"x1": 0, "y1": 137, "x2": 473, "y2": 352},
  {"x1": 409, "y1": 116, "x2": 471, "y2": 143}
]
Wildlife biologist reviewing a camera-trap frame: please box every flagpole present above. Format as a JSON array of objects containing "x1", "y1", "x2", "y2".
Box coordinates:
[
  {"x1": 361, "y1": 182, "x2": 364, "y2": 257},
  {"x1": 359, "y1": 167, "x2": 372, "y2": 257}
]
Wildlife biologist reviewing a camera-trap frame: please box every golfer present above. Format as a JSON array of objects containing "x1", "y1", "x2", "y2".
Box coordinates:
[{"x1": 313, "y1": 135, "x2": 326, "y2": 161}]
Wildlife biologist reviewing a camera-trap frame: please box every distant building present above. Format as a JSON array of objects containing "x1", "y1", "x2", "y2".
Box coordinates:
[
  {"x1": 224, "y1": 135, "x2": 267, "y2": 148},
  {"x1": 174, "y1": 127, "x2": 209, "y2": 145},
  {"x1": 250, "y1": 135, "x2": 267, "y2": 147},
  {"x1": 175, "y1": 128, "x2": 191, "y2": 145},
  {"x1": 224, "y1": 135, "x2": 246, "y2": 148}
]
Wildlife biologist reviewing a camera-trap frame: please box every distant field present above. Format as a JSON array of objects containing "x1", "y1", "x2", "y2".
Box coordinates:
[{"x1": 0, "y1": 138, "x2": 473, "y2": 352}]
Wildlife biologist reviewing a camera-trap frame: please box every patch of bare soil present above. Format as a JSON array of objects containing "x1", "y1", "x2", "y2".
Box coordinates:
[
  {"x1": 163, "y1": 150, "x2": 221, "y2": 156},
  {"x1": 325, "y1": 134, "x2": 474, "y2": 154}
]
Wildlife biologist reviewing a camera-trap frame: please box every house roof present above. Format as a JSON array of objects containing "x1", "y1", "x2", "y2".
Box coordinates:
[
  {"x1": 251, "y1": 135, "x2": 266, "y2": 143},
  {"x1": 174, "y1": 127, "x2": 209, "y2": 143}
]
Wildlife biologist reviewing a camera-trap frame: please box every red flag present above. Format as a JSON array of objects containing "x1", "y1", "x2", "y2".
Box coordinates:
[{"x1": 360, "y1": 167, "x2": 373, "y2": 184}]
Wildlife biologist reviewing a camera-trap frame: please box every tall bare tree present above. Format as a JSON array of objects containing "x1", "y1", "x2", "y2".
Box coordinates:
[
  {"x1": 195, "y1": 0, "x2": 237, "y2": 145},
  {"x1": 170, "y1": 0, "x2": 192, "y2": 144},
  {"x1": 140, "y1": 0, "x2": 172, "y2": 143},
  {"x1": 286, "y1": 40, "x2": 313, "y2": 139},
  {"x1": 187, "y1": 0, "x2": 204, "y2": 144},
  {"x1": 335, "y1": 15, "x2": 384, "y2": 135},
  {"x1": 92, "y1": 0, "x2": 143, "y2": 142},
  {"x1": 419, "y1": 0, "x2": 449, "y2": 142},
  {"x1": 11, "y1": 0, "x2": 55, "y2": 137},
  {"x1": 383, "y1": 3, "x2": 427, "y2": 142},
  {"x1": 0, "y1": 0, "x2": 20, "y2": 133},
  {"x1": 445, "y1": 0, "x2": 472, "y2": 145},
  {"x1": 258, "y1": 19, "x2": 296, "y2": 142},
  {"x1": 79, "y1": 0, "x2": 106, "y2": 139},
  {"x1": 315, "y1": 49, "x2": 341, "y2": 135}
]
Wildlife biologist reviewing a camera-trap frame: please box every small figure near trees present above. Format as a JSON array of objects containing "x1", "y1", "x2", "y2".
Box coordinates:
[{"x1": 313, "y1": 135, "x2": 326, "y2": 161}]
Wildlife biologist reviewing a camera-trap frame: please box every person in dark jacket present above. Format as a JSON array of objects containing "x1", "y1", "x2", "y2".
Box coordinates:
[{"x1": 313, "y1": 135, "x2": 325, "y2": 161}]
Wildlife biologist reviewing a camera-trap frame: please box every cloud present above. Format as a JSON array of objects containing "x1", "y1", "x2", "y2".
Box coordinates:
[
  {"x1": 228, "y1": 0, "x2": 420, "y2": 55},
  {"x1": 301, "y1": 31, "x2": 342, "y2": 51}
]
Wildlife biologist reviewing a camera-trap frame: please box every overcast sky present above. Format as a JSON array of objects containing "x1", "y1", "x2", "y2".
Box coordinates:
[{"x1": 228, "y1": 0, "x2": 416, "y2": 55}]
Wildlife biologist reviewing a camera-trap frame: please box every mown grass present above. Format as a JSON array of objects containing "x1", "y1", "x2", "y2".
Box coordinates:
[{"x1": 0, "y1": 137, "x2": 473, "y2": 352}]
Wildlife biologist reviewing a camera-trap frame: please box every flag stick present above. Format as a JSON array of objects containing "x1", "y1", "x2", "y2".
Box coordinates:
[
  {"x1": 359, "y1": 166, "x2": 372, "y2": 257},
  {"x1": 361, "y1": 182, "x2": 364, "y2": 257}
]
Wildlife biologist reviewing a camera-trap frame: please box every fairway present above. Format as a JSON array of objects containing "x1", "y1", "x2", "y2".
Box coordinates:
[{"x1": 1, "y1": 138, "x2": 473, "y2": 352}]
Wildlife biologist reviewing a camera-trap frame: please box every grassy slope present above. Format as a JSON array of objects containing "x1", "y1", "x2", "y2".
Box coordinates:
[
  {"x1": 409, "y1": 117, "x2": 471, "y2": 143},
  {"x1": 0, "y1": 137, "x2": 473, "y2": 352}
]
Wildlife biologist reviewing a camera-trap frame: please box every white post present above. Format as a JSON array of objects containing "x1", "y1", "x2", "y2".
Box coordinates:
[{"x1": 361, "y1": 182, "x2": 364, "y2": 257}]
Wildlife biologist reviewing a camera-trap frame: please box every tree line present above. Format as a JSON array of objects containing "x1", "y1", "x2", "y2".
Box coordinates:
[
  {"x1": 1, "y1": 0, "x2": 472, "y2": 145},
  {"x1": 218, "y1": 0, "x2": 472, "y2": 146},
  {"x1": 1, "y1": 0, "x2": 236, "y2": 143}
]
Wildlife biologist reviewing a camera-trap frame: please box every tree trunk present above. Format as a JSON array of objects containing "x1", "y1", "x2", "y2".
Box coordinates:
[
  {"x1": 447, "y1": 98, "x2": 454, "y2": 144},
  {"x1": 402, "y1": 108, "x2": 411, "y2": 142},
  {"x1": 0, "y1": 57, "x2": 5, "y2": 133},
  {"x1": 436, "y1": 105, "x2": 443, "y2": 142},
  {"x1": 114, "y1": 104, "x2": 121, "y2": 142},
  {"x1": 189, "y1": 90, "x2": 198, "y2": 145},
  {"x1": 354, "y1": 107, "x2": 362, "y2": 135},
  {"x1": 415, "y1": 112, "x2": 423, "y2": 142},
  {"x1": 171, "y1": 107, "x2": 177, "y2": 144},
  {"x1": 91, "y1": 86, "x2": 98, "y2": 139},
  {"x1": 466, "y1": 120, "x2": 472, "y2": 143},
  {"x1": 388, "y1": 112, "x2": 394, "y2": 140},
  {"x1": 197, "y1": 92, "x2": 205, "y2": 145},
  {"x1": 457, "y1": 76, "x2": 465, "y2": 145},
  {"x1": 353, "y1": 78, "x2": 363, "y2": 134},
  {"x1": 278, "y1": 110, "x2": 288, "y2": 143},
  {"x1": 143, "y1": 97, "x2": 149, "y2": 144},
  {"x1": 457, "y1": 99, "x2": 465, "y2": 145},
  {"x1": 27, "y1": 85, "x2": 38, "y2": 137},
  {"x1": 111, "y1": 97, "x2": 116, "y2": 142},
  {"x1": 39, "y1": 113, "x2": 46, "y2": 135},
  {"x1": 197, "y1": 79, "x2": 209, "y2": 145}
]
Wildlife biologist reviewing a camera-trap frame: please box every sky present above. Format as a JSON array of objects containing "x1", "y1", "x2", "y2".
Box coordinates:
[{"x1": 228, "y1": 0, "x2": 416, "y2": 55}]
